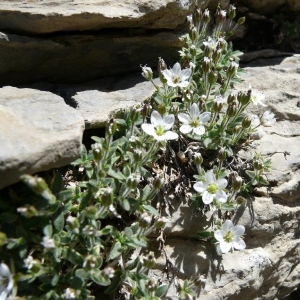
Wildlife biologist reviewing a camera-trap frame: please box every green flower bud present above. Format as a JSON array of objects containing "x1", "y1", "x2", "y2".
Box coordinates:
[
  {"x1": 143, "y1": 253, "x2": 156, "y2": 270},
  {"x1": 139, "y1": 213, "x2": 152, "y2": 228},
  {"x1": 242, "y1": 117, "x2": 252, "y2": 129},
  {"x1": 194, "y1": 153, "x2": 203, "y2": 166},
  {"x1": 158, "y1": 103, "x2": 167, "y2": 116},
  {"x1": 126, "y1": 174, "x2": 139, "y2": 190},
  {"x1": 238, "y1": 17, "x2": 246, "y2": 25},
  {"x1": 254, "y1": 161, "x2": 263, "y2": 170},
  {"x1": 204, "y1": 46, "x2": 212, "y2": 58},
  {"x1": 147, "y1": 279, "x2": 157, "y2": 292},
  {"x1": 102, "y1": 187, "x2": 113, "y2": 206},
  {"x1": 232, "y1": 175, "x2": 243, "y2": 192},
  {"x1": 17, "y1": 205, "x2": 37, "y2": 218},
  {"x1": 154, "y1": 216, "x2": 168, "y2": 229},
  {"x1": 228, "y1": 4, "x2": 236, "y2": 20},
  {"x1": 133, "y1": 149, "x2": 143, "y2": 163},
  {"x1": 236, "y1": 196, "x2": 246, "y2": 205},
  {"x1": 218, "y1": 38, "x2": 227, "y2": 51},
  {"x1": 189, "y1": 27, "x2": 198, "y2": 41},
  {"x1": 194, "y1": 7, "x2": 202, "y2": 22},
  {"x1": 92, "y1": 143, "x2": 104, "y2": 161},
  {"x1": 212, "y1": 49, "x2": 222, "y2": 63},
  {"x1": 141, "y1": 102, "x2": 151, "y2": 119},
  {"x1": 233, "y1": 125, "x2": 241, "y2": 134},
  {"x1": 107, "y1": 119, "x2": 118, "y2": 135},
  {"x1": 208, "y1": 70, "x2": 217, "y2": 85},
  {"x1": 215, "y1": 7, "x2": 226, "y2": 25},
  {"x1": 130, "y1": 107, "x2": 140, "y2": 123},
  {"x1": 153, "y1": 176, "x2": 164, "y2": 190},
  {"x1": 203, "y1": 8, "x2": 210, "y2": 24},
  {"x1": 227, "y1": 61, "x2": 239, "y2": 78},
  {"x1": 227, "y1": 93, "x2": 236, "y2": 104},
  {"x1": 202, "y1": 57, "x2": 211, "y2": 73},
  {"x1": 141, "y1": 65, "x2": 153, "y2": 81},
  {"x1": 82, "y1": 225, "x2": 97, "y2": 237},
  {"x1": 83, "y1": 255, "x2": 98, "y2": 270},
  {"x1": 213, "y1": 101, "x2": 223, "y2": 113},
  {"x1": 217, "y1": 147, "x2": 227, "y2": 162},
  {"x1": 226, "y1": 103, "x2": 237, "y2": 118},
  {"x1": 158, "y1": 57, "x2": 167, "y2": 72},
  {"x1": 0, "y1": 232, "x2": 7, "y2": 247},
  {"x1": 190, "y1": 44, "x2": 197, "y2": 56},
  {"x1": 66, "y1": 215, "x2": 80, "y2": 233}
]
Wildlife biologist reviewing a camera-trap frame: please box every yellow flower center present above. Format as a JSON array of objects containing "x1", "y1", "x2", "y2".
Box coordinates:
[
  {"x1": 155, "y1": 126, "x2": 164, "y2": 136},
  {"x1": 223, "y1": 230, "x2": 234, "y2": 243},
  {"x1": 190, "y1": 117, "x2": 200, "y2": 128},
  {"x1": 207, "y1": 183, "x2": 218, "y2": 194}
]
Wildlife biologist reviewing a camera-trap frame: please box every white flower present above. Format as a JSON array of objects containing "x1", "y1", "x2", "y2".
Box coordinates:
[
  {"x1": 260, "y1": 111, "x2": 276, "y2": 127},
  {"x1": 214, "y1": 220, "x2": 246, "y2": 253},
  {"x1": 203, "y1": 37, "x2": 218, "y2": 50},
  {"x1": 249, "y1": 85, "x2": 266, "y2": 106},
  {"x1": 0, "y1": 263, "x2": 13, "y2": 300},
  {"x1": 161, "y1": 62, "x2": 191, "y2": 88},
  {"x1": 141, "y1": 111, "x2": 178, "y2": 141},
  {"x1": 24, "y1": 256, "x2": 34, "y2": 270},
  {"x1": 248, "y1": 114, "x2": 260, "y2": 129},
  {"x1": 178, "y1": 103, "x2": 211, "y2": 135},
  {"x1": 193, "y1": 170, "x2": 227, "y2": 204},
  {"x1": 41, "y1": 237, "x2": 56, "y2": 249},
  {"x1": 141, "y1": 65, "x2": 153, "y2": 81},
  {"x1": 63, "y1": 288, "x2": 77, "y2": 299},
  {"x1": 214, "y1": 94, "x2": 226, "y2": 104}
]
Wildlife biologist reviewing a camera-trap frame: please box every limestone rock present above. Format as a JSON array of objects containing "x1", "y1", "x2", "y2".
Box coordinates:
[
  {"x1": 0, "y1": 87, "x2": 84, "y2": 189},
  {"x1": 0, "y1": 0, "x2": 198, "y2": 34},
  {"x1": 0, "y1": 31, "x2": 182, "y2": 85},
  {"x1": 70, "y1": 74, "x2": 160, "y2": 129}
]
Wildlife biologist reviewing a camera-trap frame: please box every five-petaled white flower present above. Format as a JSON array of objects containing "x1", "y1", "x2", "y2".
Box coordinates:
[
  {"x1": 178, "y1": 103, "x2": 211, "y2": 135},
  {"x1": 193, "y1": 170, "x2": 227, "y2": 204},
  {"x1": 63, "y1": 288, "x2": 77, "y2": 299},
  {"x1": 214, "y1": 219, "x2": 246, "y2": 253},
  {"x1": 260, "y1": 110, "x2": 276, "y2": 127},
  {"x1": 249, "y1": 85, "x2": 266, "y2": 106},
  {"x1": 0, "y1": 263, "x2": 13, "y2": 300},
  {"x1": 161, "y1": 62, "x2": 191, "y2": 88},
  {"x1": 142, "y1": 111, "x2": 178, "y2": 141}
]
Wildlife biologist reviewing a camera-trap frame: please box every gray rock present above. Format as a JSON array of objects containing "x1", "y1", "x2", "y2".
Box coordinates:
[
  {"x1": 0, "y1": 0, "x2": 198, "y2": 34},
  {"x1": 0, "y1": 31, "x2": 182, "y2": 85},
  {"x1": 0, "y1": 87, "x2": 84, "y2": 189}
]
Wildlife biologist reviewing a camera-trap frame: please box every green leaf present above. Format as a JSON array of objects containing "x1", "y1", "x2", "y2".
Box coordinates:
[
  {"x1": 118, "y1": 197, "x2": 130, "y2": 211},
  {"x1": 258, "y1": 176, "x2": 269, "y2": 186},
  {"x1": 43, "y1": 224, "x2": 53, "y2": 237},
  {"x1": 108, "y1": 241, "x2": 124, "y2": 260},
  {"x1": 143, "y1": 205, "x2": 159, "y2": 216},
  {"x1": 220, "y1": 204, "x2": 236, "y2": 211},
  {"x1": 107, "y1": 169, "x2": 126, "y2": 181},
  {"x1": 79, "y1": 190, "x2": 92, "y2": 210},
  {"x1": 155, "y1": 284, "x2": 168, "y2": 297},
  {"x1": 104, "y1": 271, "x2": 121, "y2": 294},
  {"x1": 71, "y1": 275, "x2": 85, "y2": 289},
  {"x1": 75, "y1": 268, "x2": 90, "y2": 280},
  {"x1": 50, "y1": 172, "x2": 63, "y2": 195},
  {"x1": 90, "y1": 270, "x2": 111, "y2": 286},
  {"x1": 65, "y1": 248, "x2": 84, "y2": 265},
  {"x1": 53, "y1": 208, "x2": 64, "y2": 231},
  {"x1": 197, "y1": 231, "x2": 213, "y2": 240},
  {"x1": 245, "y1": 170, "x2": 256, "y2": 180}
]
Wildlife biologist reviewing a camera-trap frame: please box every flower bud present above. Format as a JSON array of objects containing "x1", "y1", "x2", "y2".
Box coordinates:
[
  {"x1": 217, "y1": 147, "x2": 227, "y2": 162},
  {"x1": 236, "y1": 196, "x2": 246, "y2": 205},
  {"x1": 213, "y1": 101, "x2": 223, "y2": 113},
  {"x1": 212, "y1": 49, "x2": 222, "y2": 63},
  {"x1": 141, "y1": 102, "x2": 151, "y2": 119},
  {"x1": 154, "y1": 216, "x2": 168, "y2": 229},
  {"x1": 227, "y1": 93, "x2": 236, "y2": 104},
  {"x1": 218, "y1": 37, "x2": 227, "y2": 51},
  {"x1": 143, "y1": 253, "x2": 156, "y2": 270},
  {"x1": 82, "y1": 225, "x2": 97, "y2": 237},
  {"x1": 233, "y1": 125, "x2": 241, "y2": 135},
  {"x1": 194, "y1": 7, "x2": 202, "y2": 23},
  {"x1": 139, "y1": 213, "x2": 152, "y2": 228},
  {"x1": 238, "y1": 17, "x2": 246, "y2": 25},
  {"x1": 226, "y1": 103, "x2": 237, "y2": 118},
  {"x1": 107, "y1": 119, "x2": 117, "y2": 136},
  {"x1": 83, "y1": 255, "x2": 97, "y2": 270},
  {"x1": 17, "y1": 205, "x2": 37, "y2": 218},
  {"x1": 126, "y1": 174, "x2": 139, "y2": 190},
  {"x1": 92, "y1": 143, "x2": 104, "y2": 161},
  {"x1": 202, "y1": 57, "x2": 211, "y2": 73},
  {"x1": 228, "y1": 4, "x2": 236, "y2": 20},
  {"x1": 102, "y1": 267, "x2": 115, "y2": 279},
  {"x1": 0, "y1": 232, "x2": 7, "y2": 247},
  {"x1": 194, "y1": 152, "x2": 203, "y2": 166},
  {"x1": 242, "y1": 117, "x2": 252, "y2": 129},
  {"x1": 254, "y1": 161, "x2": 263, "y2": 170},
  {"x1": 190, "y1": 44, "x2": 197, "y2": 56},
  {"x1": 189, "y1": 27, "x2": 198, "y2": 41},
  {"x1": 158, "y1": 103, "x2": 166, "y2": 116},
  {"x1": 203, "y1": 8, "x2": 210, "y2": 24},
  {"x1": 66, "y1": 215, "x2": 80, "y2": 234},
  {"x1": 141, "y1": 65, "x2": 153, "y2": 81},
  {"x1": 204, "y1": 45, "x2": 212, "y2": 57},
  {"x1": 153, "y1": 176, "x2": 164, "y2": 190},
  {"x1": 208, "y1": 70, "x2": 217, "y2": 85},
  {"x1": 133, "y1": 149, "x2": 143, "y2": 163},
  {"x1": 130, "y1": 107, "x2": 139, "y2": 123},
  {"x1": 215, "y1": 8, "x2": 226, "y2": 25},
  {"x1": 158, "y1": 57, "x2": 167, "y2": 72},
  {"x1": 227, "y1": 61, "x2": 239, "y2": 78},
  {"x1": 102, "y1": 187, "x2": 113, "y2": 206},
  {"x1": 232, "y1": 175, "x2": 243, "y2": 192}
]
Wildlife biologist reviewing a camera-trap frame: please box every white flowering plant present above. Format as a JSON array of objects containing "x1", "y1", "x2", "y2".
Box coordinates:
[{"x1": 0, "y1": 4, "x2": 277, "y2": 300}]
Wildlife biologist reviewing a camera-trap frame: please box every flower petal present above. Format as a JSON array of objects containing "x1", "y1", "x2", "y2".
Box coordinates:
[
  {"x1": 232, "y1": 237, "x2": 246, "y2": 250},
  {"x1": 162, "y1": 114, "x2": 175, "y2": 130},
  {"x1": 216, "y1": 190, "x2": 227, "y2": 203},
  {"x1": 193, "y1": 125, "x2": 205, "y2": 136},
  {"x1": 181, "y1": 68, "x2": 192, "y2": 79},
  {"x1": 178, "y1": 113, "x2": 191, "y2": 124},
  {"x1": 180, "y1": 124, "x2": 192, "y2": 134},
  {"x1": 232, "y1": 225, "x2": 245, "y2": 237},
  {"x1": 202, "y1": 191, "x2": 214, "y2": 204},
  {"x1": 190, "y1": 103, "x2": 200, "y2": 118},
  {"x1": 141, "y1": 124, "x2": 156, "y2": 137},
  {"x1": 193, "y1": 182, "x2": 206, "y2": 193},
  {"x1": 161, "y1": 69, "x2": 173, "y2": 81},
  {"x1": 205, "y1": 170, "x2": 216, "y2": 184},
  {"x1": 172, "y1": 62, "x2": 181, "y2": 75},
  {"x1": 163, "y1": 131, "x2": 178, "y2": 140},
  {"x1": 177, "y1": 81, "x2": 190, "y2": 88},
  {"x1": 216, "y1": 178, "x2": 227, "y2": 189},
  {"x1": 222, "y1": 220, "x2": 233, "y2": 232},
  {"x1": 200, "y1": 112, "x2": 211, "y2": 124},
  {"x1": 214, "y1": 230, "x2": 224, "y2": 241},
  {"x1": 151, "y1": 111, "x2": 162, "y2": 127},
  {"x1": 219, "y1": 241, "x2": 232, "y2": 253}
]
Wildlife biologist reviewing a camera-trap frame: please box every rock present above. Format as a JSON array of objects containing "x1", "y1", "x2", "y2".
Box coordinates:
[
  {"x1": 0, "y1": 31, "x2": 182, "y2": 85},
  {"x1": 144, "y1": 55, "x2": 300, "y2": 299},
  {"x1": 0, "y1": 0, "x2": 198, "y2": 34},
  {"x1": 0, "y1": 87, "x2": 84, "y2": 189},
  {"x1": 69, "y1": 74, "x2": 160, "y2": 129},
  {"x1": 234, "y1": 0, "x2": 286, "y2": 14},
  {"x1": 287, "y1": 0, "x2": 300, "y2": 11}
]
